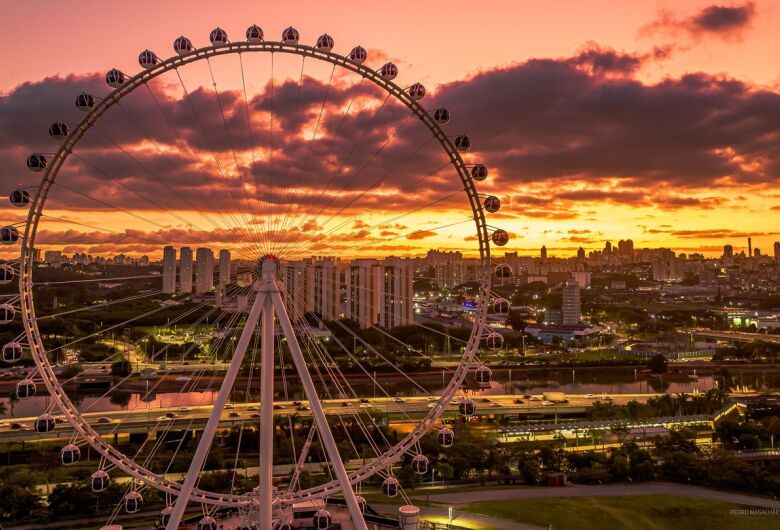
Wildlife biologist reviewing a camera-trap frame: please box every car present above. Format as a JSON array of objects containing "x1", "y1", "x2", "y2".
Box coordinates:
[
  {"x1": 292, "y1": 401, "x2": 302, "y2": 406},
  {"x1": 273, "y1": 404, "x2": 283, "y2": 410},
  {"x1": 542, "y1": 401, "x2": 554, "y2": 406},
  {"x1": 584, "y1": 394, "x2": 597, "y2": 399},
  {"x1": 359, "y1": 398, "x2": 370, "y2": 404},
  {"x1": 530, "y1": 396, "x2": 541, "y2": 401},
  {"x1": 247, "y1": 406, "x2": 259, "y2": 411},
  {"x1": 523, "y1": 394, "x2": 532, "y2": 399},
  {"x1": 426, "y1": 403, "x2": 435, "y2": 409},
  {"x1": 224, "y1": 403, "x2": 235, "y2": 409},
  {"x1": 165, "y1": 412, "x2": 176, "y2": 419},
  {"x1": 341, "y1": 401, "x2": 350, "y2": 407},
  {"x1": 490, "y1": 402, "x2": 502, "y2": 407},
  {"x1": 10, "y1": 423, "x2": 23, "y2": 429},
  {"x1": 393, "y1": 398, "x2": 405, "y2": 403},
  {"x1": 178, "y1": 406, "x2": 191, "y2": 412},
  {"x1": 97, "y1": 417, "x2": 112, "y2": 424},
  {"x1": 296, "y1": 405, "x2": 309, "y2": 412},
  {"x1": 55, "y1": 417, "x2": 66, "y2": 424},
  {"x1": 513, "y1": 399, "x2": 525, "y2": 404},
  {"x1": 228, "y1": 412, "x2": 240, "y2": 418},
  {"x1": 174, "y1": 376, "x2": 192, "y2": 383},
  {"x1": 156, "y1": 416, "x2": 172, "y2": 422},
  {"x1": 604, "y1": 396, "x2": 614, "y2": 401},
  {"x1": 481, "y1": 398, "x2": 492, "y2": 403},
  {"x1": 251, "y1": 413, "x2": 261, "y2": 419}
]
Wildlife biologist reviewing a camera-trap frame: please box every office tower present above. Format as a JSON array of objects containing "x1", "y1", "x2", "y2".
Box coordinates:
[
  {"x1": 44, "y1": 250, "x2": 63, "y2": 268},
  {"x1": 576, "y1": 247, "x2": 585, "y2": 266},
  {"x1": 283, "y1": 259, "x2": 314, "y2": 320},
  {"x1": 723, "y1": 244, "x2": 734, "y2": 260},
  {"x1": 651, "y1": 250, "x2": 683, "y2": 281},
  {"x1": 748, "y1": 237, "x2": 752, "y2": 258},
  {"x1": 380, "y1": 257, "x2": 414, "y2": 329},
  {"x1": 754, "y1": 248, "x2": 761, "y2": 257},
  {"x1": 218, "y1": 249, "x2": 231, "y2": 293},
  {"x1": 162, "y1": 246, "x2": 176, "y2": 293},
  {"x1": 195, "y1": 248, "x2": 214, "y2": 293},
  {"x1": 562, "y1": 277, "x2": 581, "y2": 326},
  {"x1": 540, "y1": 246, "x2": 548, "y2": 262},
  {"x1": 313, "y1": 259, "x2": 340, "y2": 318},
  {"x1": 618, "y1": 239, "x2": 634, "y2": 259},
  {"x1": 179, "y1": 247, "x2": 193, "y2": 294},
  {"x1": 774, "y1": 241, "x2": 780, "y2": 260},
  {"x1": 348, "y1": 259, "x2": 382, "y2": 329},
  {"x1": 604, "y1": 241, "x2": 612, "y2": 254},
  {"x1": 427, "y1": 249, "x2": 465, "y2": 288}
]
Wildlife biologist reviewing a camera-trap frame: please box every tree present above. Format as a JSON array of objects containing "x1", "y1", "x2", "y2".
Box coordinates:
[
  {"x1": 435, "y1": 461, "x2": 454, "y2": 482},
  {"x1": 647, "y1": 354, "x2": 667, "y2": 374},
  {"x1": 110, "y1": 359, "x2": 132, "y2": 376},
  {"x1": 61, "y1": 363, "x2": 83, "y2": 379}
]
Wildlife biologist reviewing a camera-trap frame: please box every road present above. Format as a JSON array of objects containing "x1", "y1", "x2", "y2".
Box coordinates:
[
  {"x1": 692, "y1": 329, "x2": 780, "y2": 344},
  {"x1": 0, "y1": 393, "x2": 662, "y2": 443}
]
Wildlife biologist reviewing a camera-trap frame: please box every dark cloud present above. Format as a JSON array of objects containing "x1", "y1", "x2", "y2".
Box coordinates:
[{"x1": 642, "y1": 2, "x2": 757, "y2": 41}]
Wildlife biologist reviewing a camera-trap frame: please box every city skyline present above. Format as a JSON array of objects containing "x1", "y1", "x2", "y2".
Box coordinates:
[{"x1": 1, "y1": 1, "x2": 779, "y2": 260}]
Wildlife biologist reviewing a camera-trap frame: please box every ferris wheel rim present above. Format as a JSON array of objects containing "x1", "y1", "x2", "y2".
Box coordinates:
[{"x1": 18, "y1": 37, "x2": 493, "y2": 507}]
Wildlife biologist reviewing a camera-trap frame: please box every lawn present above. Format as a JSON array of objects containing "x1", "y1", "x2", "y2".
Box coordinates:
[{"x1": 462, "y1": 495, "x2": 771, "y2": 530}]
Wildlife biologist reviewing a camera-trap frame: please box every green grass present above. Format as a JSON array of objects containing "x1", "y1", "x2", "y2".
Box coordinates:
[{"x1": 463, "y1": 495, "x2": 771, "y2": 530}]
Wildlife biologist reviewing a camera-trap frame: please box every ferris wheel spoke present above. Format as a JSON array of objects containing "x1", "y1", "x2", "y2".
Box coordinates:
[
  {"x1": 139, "y1": 82, "x2": 265, "y2": 250},
  {"x1": 204, "y1": 57, "x2": 265, "y2": 254},
  {"x1": 275, "y1": 63, "x2": 337, "y2": 246},
  {"x1": 171, "y1": 68, "x2": 262, "y2": 257}
]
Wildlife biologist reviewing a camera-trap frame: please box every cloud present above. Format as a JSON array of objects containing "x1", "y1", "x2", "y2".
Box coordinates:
[
  {"x1": 406, "y1": 230, "x2": 437, "y2": 241},
  {"x1": 642, "y1": 2, "x2": 757, "y2": 41}
]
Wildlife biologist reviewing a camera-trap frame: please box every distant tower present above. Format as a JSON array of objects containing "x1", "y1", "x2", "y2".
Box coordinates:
[
  {"x1": 218, "y1": 249, "x2": 231, "y2": 292},
  {"x1": 774, "y1": 241, "x2": 780, "y2": 260},
  {"x1": 179, "y1": 247, "x2": 193, "y2": 294},
  {"x1": 723, "y1": 244, "x2": 734, "y2": 266},
  {"x1": 195, "y1": 248, "x2": 214, "y2": 293},
  {"x1": 162, "y1": 246, "x2": 176, "y2": 294},
  {"x1": 348, "y1": 259, "x2": 382, "y2": 329},
  {"x1": 540, "y1": 245, "x2": 548, "y2": 261},
  {"x1": 380, "y1": 257, "x2": 414, "y2": 329},
  {"x1": 562, "y1": 277, "x2": 581, "y2": 326},
  {"x1": 576, "y1": 247, "x2": 585, "y2": 265},
  {"x1": 748, "y1": 237, "x2": 752, "y2": 258}
]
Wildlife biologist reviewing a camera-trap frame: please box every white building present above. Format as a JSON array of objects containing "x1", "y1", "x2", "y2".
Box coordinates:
[
  {"x1": 380, "y1": 257, "x2": 414, "y2": 329},
  {"x1": 313, "y1": 258, "x2": 340, "y2": 318},
  {"x1": 283, "y1": 260, "x2": 314, "y2": 320},
  {"x1": 179, "y1": 247, "x2": 193, "y2": 294},
  {"x1": 562, "y1": 277, "x2": 581, "y2": 326},
  {"x1": 348, "y1": 259, "x2": 382, "y2": 328},
  {"x1": 195, "y1": 248, "x2": 214, "y2": 293},
  {"x1": 162, "y1": 246, "x2": 176, "y2": 294}
]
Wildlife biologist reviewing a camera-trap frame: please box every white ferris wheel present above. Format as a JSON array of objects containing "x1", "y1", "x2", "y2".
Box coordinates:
[{"x1": 2, "y1": 22, "x2": 511, "y2": 530}]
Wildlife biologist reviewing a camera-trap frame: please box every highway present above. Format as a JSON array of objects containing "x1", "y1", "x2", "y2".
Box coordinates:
[
  {"x1": 0, "y1": 392, "x2": 661, "y2": 443},
  {"x1": 691, "y1": 329, "x2": 780, "y2": 344}
]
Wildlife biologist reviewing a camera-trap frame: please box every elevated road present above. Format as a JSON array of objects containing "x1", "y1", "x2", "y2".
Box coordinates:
[{"x1": 0, "y1": 393, "x2": 661, "y2": 443}]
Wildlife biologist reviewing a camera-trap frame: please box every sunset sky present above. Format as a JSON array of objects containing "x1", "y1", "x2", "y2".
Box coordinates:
[{"x1": 1, "y1": 0, "x2": 779, "y2": 260}]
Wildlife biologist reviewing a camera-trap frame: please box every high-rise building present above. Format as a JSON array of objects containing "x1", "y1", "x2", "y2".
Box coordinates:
[
  {"x1": 651, "y1": 250, "x2": 683, "y2": 281},
  {"x1": 348, "y1": 259, "x2": 382, "y2": 329},
  {"x1": 44, "y1": 250, "x2": 63, "y2": 268},
  {"x1": 540, "y1": 246, "x2": 548, "y2": 262},
  {"x1": 562, "y1": 277, "x2": 581, "y2": 326},
  {"x1": 283, "y1": 260, "x2": 314, "y2": 320},
  {"x1": 427, "y1": 250, "x2": 464, "y2": 288},
  {"x1": 195, "y1": 248, "x2": 214, "y2": 293},
  {"x1": 774, "y1": 241, "x2": 780, "y2": 260},
  {"x1": 218, "y1": 249, "x2": 231, "y2": 292},
  {"x1": 576, "y1": 247, "x2": 585, "y2": 266},
  {"x1": 313, "y1": 259, "x2": 340, "y2": 318},
  {"x1": 604, "y1": 241, "x2": 612, "y2": 254},
  {"x1": 380, "y1": 257, "x2": 414, "y2": 329},
  {"x1": 748, "y1": 237, "x2": 752, "y2": 259},
  {"x1": 179, "y1": 247, "x2": 193, "y2": 294},
  {"x1": 723, "y1": 244, "x2": 734, "y2": 259},
  {"x1": 162, "y1": 246, "x2": 176, "y2": 293}
]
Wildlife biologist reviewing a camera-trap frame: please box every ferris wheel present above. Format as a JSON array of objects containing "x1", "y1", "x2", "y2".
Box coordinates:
[{"x1": 2, "y1": 23, "x2": 511, "y2": 530}]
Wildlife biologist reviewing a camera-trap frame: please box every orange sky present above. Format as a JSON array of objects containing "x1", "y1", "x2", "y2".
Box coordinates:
[{"x1": 1, "y1": 1, "x2": 779, "y2": 259}]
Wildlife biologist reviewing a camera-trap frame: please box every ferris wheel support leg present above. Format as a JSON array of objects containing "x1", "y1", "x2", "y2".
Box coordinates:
[
  {"x1": 258, "y1": 293, "x2": 275, "y2": 528},
  {"x1": 165, "y1": 290, "x2": 267, "y2": 530},
  {"x1": 270, "y1": 289, "x2": 369, "y2": 530}
]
